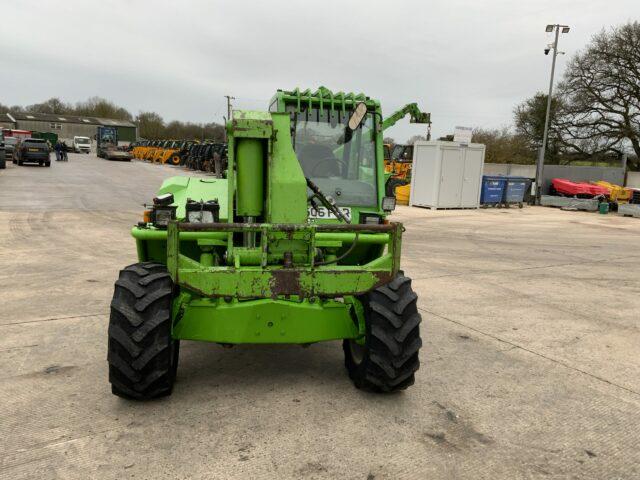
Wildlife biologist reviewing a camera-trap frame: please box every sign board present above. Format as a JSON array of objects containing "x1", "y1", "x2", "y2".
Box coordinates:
[{"x1": 453, "y1": 126, "x2": 473, "y2": 144}]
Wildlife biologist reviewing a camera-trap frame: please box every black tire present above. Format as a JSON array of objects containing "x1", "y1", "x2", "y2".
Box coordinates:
[
  {"x1": 0, "y1": 158, "x2": 5, "y2": 169},
  {"x1": 343, "y1": 273, "x2": 422, "y2": 392},
  {"x1": 108, "y1": 262, "x2": 179, "y2": 400},
  {"x1": 45, "y1": 162, "x2": 51, "y2": 167}
]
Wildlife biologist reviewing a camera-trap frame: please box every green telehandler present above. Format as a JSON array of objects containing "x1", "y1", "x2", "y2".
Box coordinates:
[{"x1": 108, "y1": 87, "x2": 430, "y2": 399}]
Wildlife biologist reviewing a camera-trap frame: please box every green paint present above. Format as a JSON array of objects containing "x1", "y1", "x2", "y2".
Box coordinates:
[
  {"x1": 173, "y1": 297, "x2": 358, "y2": 344},
  {"x1": 236, "y1": 138, "x2": 264, "y2": 217},
  {"x1": 267, "y1": 113, "x2": 308, "y2": 224},
  {"x1": 157, "y1": 176, "x2": 229, "y2": 221}
]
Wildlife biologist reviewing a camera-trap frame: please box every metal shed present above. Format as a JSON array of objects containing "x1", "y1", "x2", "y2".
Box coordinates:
[
  {"x1": 410, "y1": 141, "x2": 486, "y2": 209},
  {"x1": 2, "y1": 112, "x2": 137, "y2": 144}
]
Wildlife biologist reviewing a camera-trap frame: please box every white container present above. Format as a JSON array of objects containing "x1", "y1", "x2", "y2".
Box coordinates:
[{"x1": 409, "y1": 141, "x2": 485, "y2": 209}]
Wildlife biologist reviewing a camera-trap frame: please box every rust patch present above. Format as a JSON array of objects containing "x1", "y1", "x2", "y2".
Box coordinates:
[
  {"x1": 372, "y1": 271, "x2": 394, "y2": 289},
  {"x1": 270, "y1": 270, "x2": 303, "y2": 299}
]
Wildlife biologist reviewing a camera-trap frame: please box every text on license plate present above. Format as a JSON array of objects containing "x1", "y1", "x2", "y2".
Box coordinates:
[
  {"x1": 28, "y1": 148, "x2": 39, "y2": 152},
  {"x1": 308, "y1": 207, "x2": 351, "y2": 221}
]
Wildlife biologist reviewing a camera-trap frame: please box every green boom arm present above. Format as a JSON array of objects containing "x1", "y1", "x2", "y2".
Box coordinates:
[{"x1": 381, "y1": 103, "x2": 431, "y2": 132}]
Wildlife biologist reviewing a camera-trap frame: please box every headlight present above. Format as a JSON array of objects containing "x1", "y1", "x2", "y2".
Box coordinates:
[
  {"x1": 151, "y1": 205, "x2": 177, "y2": 228},
  {"x1": 187, "y1": 210, "x2": 215, "y2": 223},
  {"x1": 360, "y1": 213, "x2": 383, "y2": 225},
  {"x1": 185, "y1": 199, "x2": 220, "y2": 224},
  {"x1": 382, "y1": 196, "x2": 396, "y2": 212}
]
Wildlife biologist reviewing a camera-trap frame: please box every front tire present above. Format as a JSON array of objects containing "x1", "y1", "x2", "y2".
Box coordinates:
[
  {"x1": 343, "y1": 274, "x2": 422, "y2": 392},
  {"x1": 108, "y1": 262, "x2": 179, "y2": 400}
]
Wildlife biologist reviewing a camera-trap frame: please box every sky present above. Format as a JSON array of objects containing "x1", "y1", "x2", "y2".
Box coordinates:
[{"x1": 0, "y1": 0, "x2": 636, "y2": 142}]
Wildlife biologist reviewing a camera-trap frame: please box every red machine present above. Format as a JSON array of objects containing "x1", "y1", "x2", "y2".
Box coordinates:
[
  {"x1": 551, "y1": 178, "x2": 609, "y2": 197},
  {"x1": 2, "y1": 129, "x2": 32, "y2": 139}
]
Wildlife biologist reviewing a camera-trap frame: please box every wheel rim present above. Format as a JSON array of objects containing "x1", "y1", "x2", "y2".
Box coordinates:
[{"x1": 349, "y1": 340, "x2": 366, "y2": 365}]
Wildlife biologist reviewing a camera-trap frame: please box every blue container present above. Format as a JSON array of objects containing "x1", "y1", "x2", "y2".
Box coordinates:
[
  {"x1": 481, "y1": 176, "x2": 507, "y2": 205},
  {"x1": 503, "y1": 176, "x2": 530, "y2": 207}
]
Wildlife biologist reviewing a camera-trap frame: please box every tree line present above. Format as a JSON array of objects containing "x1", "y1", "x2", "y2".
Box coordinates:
[
  {"x1": 0, "y1": 96, "x2": 225, "y2": 142},
  {"x1": 397, "y1": 21, "x2": 639, "y2": 170}
]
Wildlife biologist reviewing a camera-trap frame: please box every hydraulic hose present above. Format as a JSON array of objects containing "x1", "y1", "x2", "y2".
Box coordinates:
[{"x1": 312, "y1": 232, "x2": 360, "y2": 267}]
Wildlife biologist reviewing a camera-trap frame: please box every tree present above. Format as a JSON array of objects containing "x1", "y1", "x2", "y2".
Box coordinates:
[
  {"x1": 407, "y1": 134, "x2": 427, "y2": 144},
  {"x1": 513, "y1": 92, "x2": 563, "y2": 161},
  {"x1": 556, "y1": 21, "x2": 640, "y2": 168},
  {"x1": 25, "y1": 97, "x2": 71, "y2": 114},
  {"x1": 74, "y1": 97, "x2": 132, "y2": 120},
  {"x1": 203, "y1": 122, "x2": 225, "y2": 142},
  {"x1": 136, "y1": 112, "x2": 165, "y2": 139},
  {"x1": 383, "y1": 136, "x2": 395, "y2": 145},
  {"x1": 472, "y1": 127, "x2": 533, "y2": 164}
]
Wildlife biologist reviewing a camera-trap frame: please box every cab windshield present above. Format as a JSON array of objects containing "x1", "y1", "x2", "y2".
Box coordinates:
[
  {"x1": 76, "y1": 137, "x2": 90, "y2": 144},
  {"x1": 391, "y1": 144, "x2": 413, "y2": 162},
  {"x1": 293, "y1": 109, "x2": 377, "y2": 207}
]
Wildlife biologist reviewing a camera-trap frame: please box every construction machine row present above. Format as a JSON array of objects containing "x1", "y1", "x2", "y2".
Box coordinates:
[{"x1": 129, "y1": 139, "x2": 228, "y2": 176}]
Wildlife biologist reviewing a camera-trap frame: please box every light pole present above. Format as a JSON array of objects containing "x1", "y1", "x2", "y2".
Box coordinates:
[
  {"x1": 224, "y1": 95, "x2": 235, "y2": 142},
  {"x1": 535, "y1": 23, "x2": 570, "y2": 203}
]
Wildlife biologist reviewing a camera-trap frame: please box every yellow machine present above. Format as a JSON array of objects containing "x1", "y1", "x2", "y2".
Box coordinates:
[
  {"x1": 395, "y1": 183, "x2": 411, "y2": 205},
  {"x1": 593, "y1": 181, "x2": 632, "y2": 203},
  {"x1": 157, "y1": 142, "x2": 178, "y2": 164},
  {"x1": 384, "y1": 144, "x2": 414, "y2": 203},
  {"x1": 143, "y1": 141, "x2": 161, "y2": 162},
  {"x1": 151, "y1": 141, "x2": 172, "y2": 164},
  {"x1": 132, "y1": 141, "x2": 150, "y2": 159},
  {"x1": 386, "y1": 144, "x2": 413, "y2": 178}
]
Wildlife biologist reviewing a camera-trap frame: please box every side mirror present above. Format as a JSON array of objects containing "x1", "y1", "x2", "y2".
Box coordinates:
[{"x1": 348, "y1": 102, "x2": 368, "y2": 130}]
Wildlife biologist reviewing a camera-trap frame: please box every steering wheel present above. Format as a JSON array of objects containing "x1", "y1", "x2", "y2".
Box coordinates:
[{"x1": 310, "y1": 156, "x2": 348, "y2": 177}]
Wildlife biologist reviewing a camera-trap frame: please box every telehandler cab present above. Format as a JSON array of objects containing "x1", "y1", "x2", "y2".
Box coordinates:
[{"x1": 108, "y1": 87, "x2": 429, "y2": 399}]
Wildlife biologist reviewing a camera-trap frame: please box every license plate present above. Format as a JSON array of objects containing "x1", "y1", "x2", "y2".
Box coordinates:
[
  {"x1": 28, "y1": 148, "x2": 39, "y2": 152},
  {"x1": 308, "y1": 206, "x2": 351, "y2": 221}
]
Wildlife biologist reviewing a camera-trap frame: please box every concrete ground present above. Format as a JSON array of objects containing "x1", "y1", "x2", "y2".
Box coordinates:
[{"x1": 1, "y1": 153, "x2": 639, "y2": 480}]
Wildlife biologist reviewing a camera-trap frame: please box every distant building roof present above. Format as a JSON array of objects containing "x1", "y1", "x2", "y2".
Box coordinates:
[{"x1": 3, "y1": 112, "x2": 135, "y2": 128}]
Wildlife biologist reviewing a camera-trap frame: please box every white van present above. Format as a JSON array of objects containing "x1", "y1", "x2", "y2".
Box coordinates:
[{"x1": 73, "y1": 136, "x2": 91, "y2": 153}]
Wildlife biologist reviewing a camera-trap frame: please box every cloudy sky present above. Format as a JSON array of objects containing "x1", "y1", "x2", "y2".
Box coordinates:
[{"x1": 1, "y1": 1, "x2": 636, "y2": 141}]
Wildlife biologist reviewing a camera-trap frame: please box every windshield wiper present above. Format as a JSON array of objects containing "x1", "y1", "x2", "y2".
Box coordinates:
[{"x1": 306, "y1": 177, "x2": 350, "y2": 224}]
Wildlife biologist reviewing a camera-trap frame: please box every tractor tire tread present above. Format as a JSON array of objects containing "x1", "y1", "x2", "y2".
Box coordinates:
[
  {"x1": 108, "y1": 262, "x2": 178, "y2": 400},
  {"x1": 344, "y1": 273, "x2": 422, "y2": 393}
]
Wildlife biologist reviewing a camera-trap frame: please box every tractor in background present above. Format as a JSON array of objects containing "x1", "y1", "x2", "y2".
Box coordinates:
[{"x1": 381, "y1": 104, "x2": 431, "y2": 201}]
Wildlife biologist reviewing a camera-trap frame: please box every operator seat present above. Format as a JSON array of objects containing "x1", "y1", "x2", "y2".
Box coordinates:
[{"x1": 297, "y1": 143, "x2": 342, "y2": 177}]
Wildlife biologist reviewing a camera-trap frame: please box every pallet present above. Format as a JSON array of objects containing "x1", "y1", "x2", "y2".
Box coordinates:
[
  {"x1": 540, "y1": 196, "x2": 598, "y2": 211},
  {"x1": 618, "y1": 203, "x2": 640, "y2": 218}
]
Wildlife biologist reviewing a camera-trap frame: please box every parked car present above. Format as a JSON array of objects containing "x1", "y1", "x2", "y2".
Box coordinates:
[
  {"x1": 15, "y1": 138, "x2": 51, "y2": 167},
  {"x1": 4, "y1": 136, "x2": 18, "y2": 162},
  {"x1": 73, "y1": 136, "x2": 91, "y2": 153}
]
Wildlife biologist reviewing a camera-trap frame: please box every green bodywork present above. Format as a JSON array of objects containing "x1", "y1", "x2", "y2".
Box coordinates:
[{"x1": 133, "y1": 87, "x2": 422, "y2": 345}]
